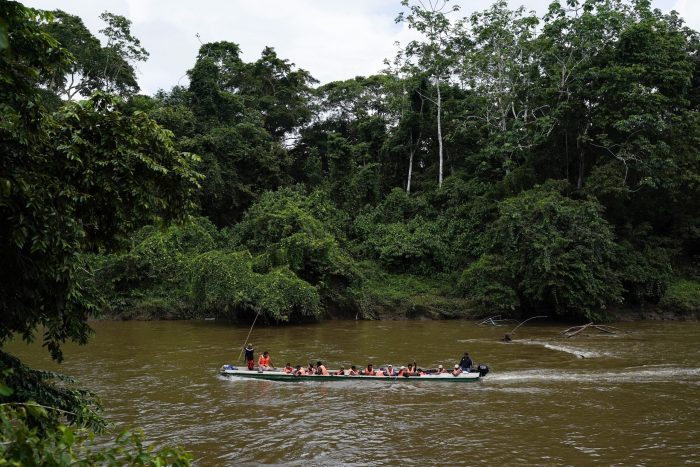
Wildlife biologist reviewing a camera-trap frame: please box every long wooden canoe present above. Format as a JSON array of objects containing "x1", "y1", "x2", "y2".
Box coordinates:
[{"x1": 219, "y1": 366, "x2": 483, "y2": 383}]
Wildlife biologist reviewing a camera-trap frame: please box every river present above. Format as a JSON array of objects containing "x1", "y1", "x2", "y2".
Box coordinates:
[{"x1": 6, "y1": 320, "x2": 700, "y2": 465}]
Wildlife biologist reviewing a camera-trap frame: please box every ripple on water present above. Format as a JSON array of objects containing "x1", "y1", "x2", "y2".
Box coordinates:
[
  {"x1": 487, "y1": 366, "x2": 700, "y2": 384},
  {"x1": 522, "y1": 339, "x2": 611, "y2": 359}
]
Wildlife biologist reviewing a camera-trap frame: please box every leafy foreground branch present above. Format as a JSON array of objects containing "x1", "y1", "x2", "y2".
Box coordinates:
[
  {"x1": 0, "y1": 3, "x2": 197, "y2": 463},
  {"x1": 0, "y1": 406, "x2": 191, "y2": 466},
  {"x1": 0, "y1": 353, "x2": 191, "y2": 465}
]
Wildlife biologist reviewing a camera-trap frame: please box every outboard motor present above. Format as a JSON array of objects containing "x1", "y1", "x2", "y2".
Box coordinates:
[{"x1": 477, "y1": 364, "x2": 489, "y2": 377}]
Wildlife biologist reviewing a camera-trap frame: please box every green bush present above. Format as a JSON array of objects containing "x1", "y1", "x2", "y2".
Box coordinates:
[
  {"x1": 87, "y1": 217, "x2": 221, "y2": 317},
  {"x1": 351, "y1": 262, "x2": 479, "y2": 319},
  {"x1": 458, "y1": 254, "x2": 519, "y2": 311},
  {"x1": 188, "y1": 251, "x2": 320, "y2": 322},
  {"x1": 361, "y1": 216, "x2": 449, "y2": 274},
  {"x1": 659, "y1": 278, "x2": 700, "y2": 314},
  {"x1": 465, "y1": 183, "x2": 622, "y2": 319},
  {"x1": 234, "y1": 187, "x2": 359, "y2": 296},
  {"x1": 614, "y1": 240, "x2": 672, "y2": 304}
]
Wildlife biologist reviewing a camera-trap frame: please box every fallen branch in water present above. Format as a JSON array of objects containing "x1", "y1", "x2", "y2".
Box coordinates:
[
  {"x1": 563, "y1": 323, "x2": 626, "y2": 338},
  {"x1": 563, "y1": 322, "x2": 592, "y2": 337},
  {"x1": 478, "y1": 315, "x2": 518, "y2": 326}
]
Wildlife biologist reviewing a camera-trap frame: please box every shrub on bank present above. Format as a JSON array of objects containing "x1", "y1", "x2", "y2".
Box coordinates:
[
  {"x1": 460, "y1": 183, "x2": 622, "y2": 321},
  {"x1": 188, "y1": 251, "x2": 321, "y2": 322},
  {"x1": 350, "y1": 262, "x2": 480, "y2": 320},
  {"x1": 659, "y1": 278, "x2": 700, "y2": 315}
]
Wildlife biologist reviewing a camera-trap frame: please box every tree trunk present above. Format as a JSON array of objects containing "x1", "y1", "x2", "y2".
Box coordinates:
[
  {"x1": 436, "y1": 75, "x2": 443, "y2": 188},
  {"x1": 576, "y1": 134, "x2": 585, "y2": 189},
  {"x1": 407, "y1": 144, "x2": 414, "y2": 193},
  {"x1": 577, "y1": 149, "x2": 584, "y2": 190}
]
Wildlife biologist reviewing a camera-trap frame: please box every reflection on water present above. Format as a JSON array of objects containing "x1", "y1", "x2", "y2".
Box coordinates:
[{"x1": 6, "y1": 320, "x2": 700, "y2": 465}]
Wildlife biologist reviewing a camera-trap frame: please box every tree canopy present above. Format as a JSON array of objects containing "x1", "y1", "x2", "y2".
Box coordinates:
[{"x1": 81, "y1": 0, "x2": 700, "y2": 323}]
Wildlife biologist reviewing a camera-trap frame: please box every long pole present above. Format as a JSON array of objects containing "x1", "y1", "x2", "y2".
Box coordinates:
[
  {"x1": 236, "y1": 309, "x2": 261, "y2": 363},
  {"x1": 509, "y1": 315, "x2": 547, "y2": 335}
]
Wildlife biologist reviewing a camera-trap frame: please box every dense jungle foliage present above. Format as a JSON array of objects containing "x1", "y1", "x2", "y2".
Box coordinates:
[
  {"x1": 1, "y1": 0, "x2": 700, "y2": 461},
  {"x1": 89, "y1": 0, "x2": 700, "y2": 324}
]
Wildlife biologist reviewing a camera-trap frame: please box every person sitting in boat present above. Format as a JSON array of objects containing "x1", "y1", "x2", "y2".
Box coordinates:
[
  {"x1": 435, "y1": 364, "x2": 446, "y2": 374},
  {"x1": 282, "y1": 363, "x2": 294, "y2": 374},
  {"x1": 459, "y1": 352, "x2": 473, "y2": 372},
  {"x1": 244, "y1": 343, "x2": 255, "y2": 370},
  {"x1": 258, "y1": 351, "x2": 273, "y2": 370},
  {"x1": 348, "y1": 365, "x2": 359, "y2": 376},
  {"x1": 333, "y1": 366, "x2": 346, "y2": 376},
  {"x1": 452, "y1": 364, "x2": 463, "y2": 376},
  {"x1": 317, "y1": 361, "x2": 329, "y2": 376},
  {"x1": 384, "y1": 364, "x2": 395, "y2": 376},
  {"x1": 364, "y1": 363, "x2": 376, "y2": 376},
  {"x1": 406, "y1": 363, "x2": 416, "y2": 376},
  {"x1": 293, "y1": 364, "x2": 305, "y2": 376},
  {"x1": 307, "y1": 363, "x2": 316, "y2": 375},
  {"x1": 397, "y1": 366, "x2": 408, "y2": 377}
]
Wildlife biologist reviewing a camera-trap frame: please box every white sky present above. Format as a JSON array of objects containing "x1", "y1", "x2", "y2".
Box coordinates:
[{"x1": 22, "y1": 0, "x2": 697, "y2": 96}]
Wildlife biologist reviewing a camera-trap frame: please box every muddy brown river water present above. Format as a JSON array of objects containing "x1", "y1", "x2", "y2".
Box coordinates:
[{"x1": 6, "y1": 320, "x2": 700, "y2": 465}]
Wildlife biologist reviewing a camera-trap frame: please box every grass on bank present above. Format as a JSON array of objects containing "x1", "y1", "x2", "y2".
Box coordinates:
[
  {"x1": 659, "y1": 278, "x2": 700, "y2": 315},
  {"x1": 352, "y1": 262, "x2": 481, "y2": 320}
]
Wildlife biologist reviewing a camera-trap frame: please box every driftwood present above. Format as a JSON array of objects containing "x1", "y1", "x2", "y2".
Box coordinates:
[
  {"x1": 478, "y1": 315, "x2": 518, "y2": 326},
  {"x1": 562, "y1": 322, "x2": 625, "y2": 338}
]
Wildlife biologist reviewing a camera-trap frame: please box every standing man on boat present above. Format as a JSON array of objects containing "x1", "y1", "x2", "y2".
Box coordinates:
[
  {"x1": 458, "y1": 352, "x2": 473, "y2": 372},
  {"x1": 244, "y1": 343, "x2": 255, "y2": 370}
]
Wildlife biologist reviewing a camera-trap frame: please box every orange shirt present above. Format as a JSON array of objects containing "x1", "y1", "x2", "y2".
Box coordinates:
[{"x1": 258, "y1": 355, "x2": 270, "y2": 366}]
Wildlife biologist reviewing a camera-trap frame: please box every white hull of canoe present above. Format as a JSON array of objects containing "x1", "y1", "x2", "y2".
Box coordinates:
[{"x1": 220, "y1": 368, "x2": 481, "y2": 382}]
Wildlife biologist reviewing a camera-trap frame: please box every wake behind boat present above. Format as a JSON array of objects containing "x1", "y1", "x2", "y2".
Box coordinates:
[{"x1": 220, "y1": 365, "x2": 488, "y2": 383}]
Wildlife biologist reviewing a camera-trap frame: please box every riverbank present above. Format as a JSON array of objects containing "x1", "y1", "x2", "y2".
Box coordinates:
[
  {"x1": 93, "y1": 243, "x2": 700, "y2": 324},
  {"x1": 609, "y1": 305, "x2": 700, "y2": 322},
  {"x1": 99, "y1": 300, "x2": 699, "y2": 323}
]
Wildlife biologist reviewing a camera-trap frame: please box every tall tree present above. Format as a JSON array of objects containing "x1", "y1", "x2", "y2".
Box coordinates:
[
  {"x1": 242, "y1": 46, "x2": 317, "y2": 140},
  {"x1": 458, "y1": 1, "x2": 544, "y2": 176},
  {"x1": 1, "y1": 3, "x2": 199, "y2": 360},
  {"x1": 42, "y1": 10, "x2": 148, "y2": 99},
  {"x1": 182, "y1": 41, "x2": 320, "y2": 224},
  {"x1": 396, "y1": 0, "x2": 460, "y2": 188}
]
